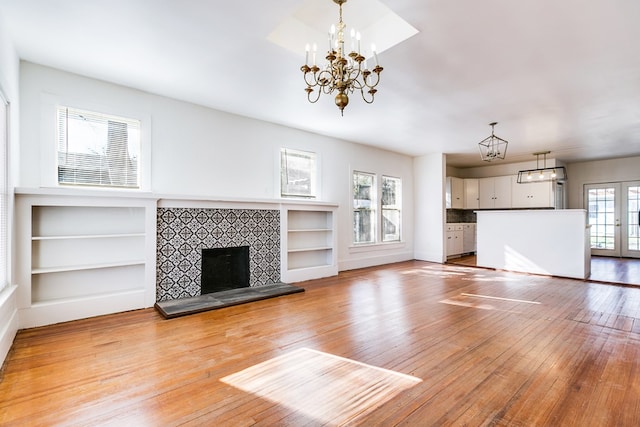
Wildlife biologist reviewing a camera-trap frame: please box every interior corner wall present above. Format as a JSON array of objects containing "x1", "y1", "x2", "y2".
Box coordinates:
[
  {"x1": 566, "y1": 156, "x2": 640, "y2": 209},
  {"x1": 18, "y1": 62, "x2": 415, "y2": 275},
  {"x1": 413, "y1": 152, "x2": 445, "y2": 263}
]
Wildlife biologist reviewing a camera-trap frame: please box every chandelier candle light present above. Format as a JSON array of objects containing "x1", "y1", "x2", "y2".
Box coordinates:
[{"x1": 301, "y1": 0, "x2": 383, "y2": 115}]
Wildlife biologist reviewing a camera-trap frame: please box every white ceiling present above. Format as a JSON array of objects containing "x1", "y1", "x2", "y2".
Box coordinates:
[{"x1": 1, "y1": 0, "x2": 640, "y2": 168}]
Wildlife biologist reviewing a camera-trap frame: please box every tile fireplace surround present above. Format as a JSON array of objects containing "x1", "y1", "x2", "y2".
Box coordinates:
[{"x1": 156, "y1": 207, "x2": 281, "y2": 301}]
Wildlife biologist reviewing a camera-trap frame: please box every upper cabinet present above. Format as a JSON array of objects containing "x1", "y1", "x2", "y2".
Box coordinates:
[
  {"x1": 464, "y1": 178, "x2": 479, "y2": 209},
  {"x1": 446, "y1": 176, "x2": 464, "y2": 209},
  {"x1": 479, "y1": 176, "x2": 512, "y2": 209},
  {"x1": 447, "y1": 174, "x2": 556, "y2": 210},
  {"x1": 511, "y1": 176, "x2": 554, "y2": 208}
]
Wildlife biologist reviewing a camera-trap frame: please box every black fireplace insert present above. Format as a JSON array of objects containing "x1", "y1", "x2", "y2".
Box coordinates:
[{"x1": 201, "y1": 246, "x2": 250, "y2": 294}]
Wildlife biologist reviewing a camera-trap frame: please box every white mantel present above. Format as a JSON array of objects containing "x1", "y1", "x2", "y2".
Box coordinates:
[
  {"x1": 14, "y1": 188, "x2": 338, "y2": 328},
  {"x1": 476, "y1": 209, "x2": 591, "y2": 280}
]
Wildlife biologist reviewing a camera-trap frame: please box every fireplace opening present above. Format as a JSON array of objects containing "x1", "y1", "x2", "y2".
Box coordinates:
[{"x1": 201, "y1": 246, "x2": 250, "y2": 294}]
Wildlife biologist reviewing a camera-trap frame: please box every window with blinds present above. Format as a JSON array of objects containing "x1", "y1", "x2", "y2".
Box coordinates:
[
  {"x1": 0, "y1": 93, "x2": 8, "y2": 291},
  {"x1": 280, "y1": 148, "x2": 317, "y2": 198},
  {"x1": 56, "y1": 106, "x2": 141, "y2": 188}
]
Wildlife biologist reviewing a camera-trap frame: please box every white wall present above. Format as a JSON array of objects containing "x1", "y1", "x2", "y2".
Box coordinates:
[
  {"x1": 413, "y1": 153, "x2": 445, "y2": 262},
  {"x1": 19, "y1": 62, "x2": 414, "y2": 273},
  {"x1": 566, "y1": 156, "x2": 640, "y2": 209},
  {"x1": 0, "y1": 11, "x2": 20, "y2": 368},
  {"x1": 448, "y1": 158, "x2": 560, "y2": 179}
]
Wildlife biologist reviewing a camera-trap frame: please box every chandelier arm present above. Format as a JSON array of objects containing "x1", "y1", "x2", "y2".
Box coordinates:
[
  {"x1": 363, "y1": 70, "x2": 382, "y2": 89},
  {"x1": 303, "y1": 72, "x2": 320, "y2": 88},
  {"x1": 360, "y1": 88, "x2": 376, "y2": 104},
  {"x1": 306, "y1": 87, "x2": 322, "y2": 104}
]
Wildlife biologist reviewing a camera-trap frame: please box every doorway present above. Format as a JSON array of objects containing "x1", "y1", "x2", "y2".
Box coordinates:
[{"x1": 584, "y1": 182, "x2": 640, "y2": 258}]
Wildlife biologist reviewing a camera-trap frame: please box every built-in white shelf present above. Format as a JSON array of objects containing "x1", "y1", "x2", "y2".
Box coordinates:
[
  {"x1": 281, "y1": 205, "x2": 338, "y2": 282},
  {"x1": 32, "y1": 233, "x2": 146, "y2": 241},
  {"x1": 32, "y1": 260, "x2": 146, "y2": 274},
  {"x1": 15, "y1": 192, "x2": 157, "y2": 328},
  {"x1": 287, "y1": 246, "x2": 333, "y2": 253}
]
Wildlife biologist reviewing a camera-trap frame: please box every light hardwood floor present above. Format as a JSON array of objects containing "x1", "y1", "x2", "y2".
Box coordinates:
[
  {"x1": 449, "y1": 255, "x2": 640, "y2": 287},
  {"x1": 2, "y1": 260, "x2": 640, "y2": 426}
]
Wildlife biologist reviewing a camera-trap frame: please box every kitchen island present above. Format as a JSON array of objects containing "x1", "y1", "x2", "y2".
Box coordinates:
[{"x1": 476, "y1": 209, "x2": 590, "y2": 279}]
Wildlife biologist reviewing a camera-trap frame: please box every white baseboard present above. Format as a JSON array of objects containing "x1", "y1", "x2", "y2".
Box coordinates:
[
  {"x1": 0, "y1": 285, "x2": 19, "y2": 368},
  {"x1": 339, "y1": 251, "x2": 414, "y2": 272},
  {"x1": 19, "y1": 289, "x2": 147, "y2": 329},
  {"x1": 413, "y1": 251, "x2": 445, "y2": 263}
]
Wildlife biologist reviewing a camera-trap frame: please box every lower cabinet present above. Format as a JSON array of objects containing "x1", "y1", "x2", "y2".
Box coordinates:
[
  {"x1": 447, "y1": 223, "x2": 476, "y2": 257},
  {"x1": 462, "y1": 223, "x2": 476, "y2": 253},
  {"x1": 446, "y1": 224, "x2": 463, "y2": 256}
]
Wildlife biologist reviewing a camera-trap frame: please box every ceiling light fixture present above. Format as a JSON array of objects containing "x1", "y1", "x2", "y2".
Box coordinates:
[
  {"x1": 516, "y1": 151, "x2": 567, "y2": 184},
  {"x1": 478, "y1": 122, "x2": 508, "y2": 162},
  {"x1": 300, "y1": 0, "x2": 383, "y2": 116}
]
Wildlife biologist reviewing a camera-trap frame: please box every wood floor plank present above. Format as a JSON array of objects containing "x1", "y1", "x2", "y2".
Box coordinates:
[{"x1": 1, "y1": 260, "x2": 640, "y2": 426}]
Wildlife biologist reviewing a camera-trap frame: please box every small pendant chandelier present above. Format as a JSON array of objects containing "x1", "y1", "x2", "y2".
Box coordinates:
[
  {"x1": 478, "y1": 122, "x2": 508, "y2": 162},
  {"x1": 300, "y1": 0, "x2": 383, "y2": 116}
]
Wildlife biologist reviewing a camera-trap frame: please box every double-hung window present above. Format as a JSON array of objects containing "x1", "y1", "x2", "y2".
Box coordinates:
[
  {"x1": 353, "y1": 171, "x2": 376, "y2": 244},
  {"x1": 381, "y1": 176, "x2": 402, "y2": 242},
  {"x1": 56, "y1": 106, "x2": 141, "y2": 189},
  {"x1": 353, "y1": 171, "x2": 402, "y2": 244}
]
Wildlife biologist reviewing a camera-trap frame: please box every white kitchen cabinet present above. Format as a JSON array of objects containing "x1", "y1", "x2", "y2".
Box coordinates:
[
  {"x1": 446, "y1": 177, "x2": 464, "y2": 209},
  {"x1": 464, "y1": 178, "x2": 479, "y2": 209},
  {"x1": 479, "y1": 176, "x2": 512, "y2": 209},
  {"x1": 446, "y1": 224, "x2": 464, "y2": 256},
  {"x1": 511, "y1": 176, "x2": 554, "y2": 208},
  {"x1": 462, "y1": 223, "x2": 476, "y2": 253}
]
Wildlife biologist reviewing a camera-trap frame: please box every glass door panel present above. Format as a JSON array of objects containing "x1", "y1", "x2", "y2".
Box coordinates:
[
  {"x1": 585, "y1": 184, "x2": 620, "y2": 256},
  {"x1": 622, "y1": 182, "x2": 640, "y2": 257},
  {"x1": 586, "y1": 181, "x2": 640, "y2": 259}
]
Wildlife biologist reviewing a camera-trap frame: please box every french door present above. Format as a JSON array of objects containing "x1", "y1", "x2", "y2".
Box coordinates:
[{"x1": 585, "y1": 182, "x2": 640, "y2": 258}]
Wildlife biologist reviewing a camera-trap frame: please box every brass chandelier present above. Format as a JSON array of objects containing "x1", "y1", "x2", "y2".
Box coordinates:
[{"x1": 300, "y1": 0, "x2": 383, "y2": 116}]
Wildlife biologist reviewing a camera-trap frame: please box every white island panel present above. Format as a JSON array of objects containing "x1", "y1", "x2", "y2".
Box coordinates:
[{"x1": 476, "y1": 210, "x2": 590, "y2": 279}]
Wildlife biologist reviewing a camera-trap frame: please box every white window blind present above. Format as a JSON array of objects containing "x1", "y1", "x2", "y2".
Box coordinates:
[
  {"x1": 57, "y1": 106, "x2": 141, "y2": 188},
  {"x1": 280, "y1": 148, "x2": 317, "y2": 198},
  {"x1": 0, "y1": 93, "x2": 8, "y2": 291}
]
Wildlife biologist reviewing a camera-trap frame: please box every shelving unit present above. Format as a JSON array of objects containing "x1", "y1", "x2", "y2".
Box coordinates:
[
  {"x1": 281, "y1": 205, "x2": 338, "y2": 283},
  {"x1": 15, "y1": 190, "x2": 157, "y2": 328}
]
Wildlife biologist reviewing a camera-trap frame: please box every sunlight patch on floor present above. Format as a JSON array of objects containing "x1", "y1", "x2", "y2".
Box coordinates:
[
  {"x1": 220, "y1": 347, "x2": 422, "y2": 424},
  {"x1": 440, "y1": 293, "x2": 541, "y2": 311},
  {"x1": 461, "y1": 293, "x2": 542, "y2": 305}
]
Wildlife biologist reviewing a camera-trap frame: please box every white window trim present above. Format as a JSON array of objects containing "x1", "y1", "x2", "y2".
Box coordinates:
[
  {"x1": 381, "y1": 174, "x2": 402, "y2": 243},
  {"x1": 352, "y1": 170, "x2": 377, "y2": 245},
  {"x1": 40, "y1": 93, "x2": 151, "y2": 192},
  {"x1": 278, "y1": 147, "x2": 321, "y2": 200},
  {"x1": 350, "y1": 168, "x2": 403, "y2": 247}
]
